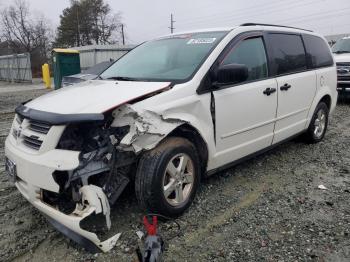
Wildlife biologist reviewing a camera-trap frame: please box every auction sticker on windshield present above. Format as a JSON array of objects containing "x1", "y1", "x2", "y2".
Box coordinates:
[{"x1": 187, "y1": 38, "x2": 216, "y2": 44}]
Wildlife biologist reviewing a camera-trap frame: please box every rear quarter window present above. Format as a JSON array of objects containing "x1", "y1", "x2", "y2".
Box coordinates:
[
  {"x1": 303, "y1": 35, "x2": 334, "y2": 68},
  {"x1": 268, "y1": 33, "x2": 307, "y2": 75}
]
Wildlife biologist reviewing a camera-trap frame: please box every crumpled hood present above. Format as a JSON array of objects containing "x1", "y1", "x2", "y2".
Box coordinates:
[
  {"x1": 333, "y1": 53, "x2": 350, "y2": 63},
  {"x1": 26, "y1": 80, "x2": 170, "y2": 114}
]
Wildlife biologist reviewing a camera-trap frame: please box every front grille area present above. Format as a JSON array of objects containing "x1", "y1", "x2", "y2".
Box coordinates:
[
  {"x1": 11, "y1": 114, "x2": 51, "y2": 151},
  {"x1": 336, "y1": 62, "x2": 350, "y2": 67},
  {"x1": 338, "y1": 76, "x2": 350, "y2": 81},
  {"x1": 336, "y1": 62, "x2": 350, "y2": 82},
  {"x1": 28, "y1": 120, "x2": 51, "y2": 134},
  {"x1": 22, "y1": 135, "x2": 43, "y2": 150}
]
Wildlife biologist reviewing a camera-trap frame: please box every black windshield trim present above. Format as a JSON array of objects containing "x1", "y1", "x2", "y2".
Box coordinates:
[{"x1": 333, "y1": 51, "x2": 350, "y2": 54}]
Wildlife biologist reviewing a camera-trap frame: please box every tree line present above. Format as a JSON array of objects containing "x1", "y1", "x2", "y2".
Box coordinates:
[{"x1": 0, "y1": 0, "x2": 124, "y2": 75}]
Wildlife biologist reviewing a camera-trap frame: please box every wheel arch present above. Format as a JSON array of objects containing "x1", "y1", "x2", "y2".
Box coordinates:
[
  {"x1": 319, "y1": 94, "x2": 332, "y2": 109},
  {"x1": 306, "y1": 91, "x2": 335, "y2": 129}
]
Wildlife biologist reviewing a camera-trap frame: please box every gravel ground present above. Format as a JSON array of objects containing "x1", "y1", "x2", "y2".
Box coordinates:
[{"x1": 0, "y1": 88, "x2": 349, "y2": 262}]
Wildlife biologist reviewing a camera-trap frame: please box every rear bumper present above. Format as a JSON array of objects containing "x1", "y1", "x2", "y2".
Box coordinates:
[
  {"x1": 337, "y1": 75, "x2": 350, "y2": 91},
  {"x1": 337, "y1": 84, "x2": 350, "y2": 99}
]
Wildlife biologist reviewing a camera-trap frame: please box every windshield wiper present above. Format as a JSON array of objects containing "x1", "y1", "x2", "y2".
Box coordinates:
[{"x1": 104, "y1": 76, "x2": 139, "y2": 81}]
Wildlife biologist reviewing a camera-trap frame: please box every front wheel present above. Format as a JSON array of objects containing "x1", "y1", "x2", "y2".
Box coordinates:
[
  {"x1": 303, "y1": 102, "x2": 329, "y2": 143},
  {"x1": 135, "y1": 137, "x2": 200, "y2": 217}
]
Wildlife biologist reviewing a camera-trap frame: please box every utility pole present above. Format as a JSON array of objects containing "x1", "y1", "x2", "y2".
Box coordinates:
[
  {"x1": 76, "y1": 8, "x2": 81, "y2": 46},
  {"x1": 121, "y1": 24, "x2": 125, "y2": 45},
  {"x1": 169, "y1": 13, "x2": 175, "y2": 34}
]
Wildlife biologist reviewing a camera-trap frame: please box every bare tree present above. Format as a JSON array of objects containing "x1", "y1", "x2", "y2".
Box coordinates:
[
  {"x1": 0, "y1": 0, "x2": 53, "y2": 74},
  {"x1": 0, "y1": 0, "x2": 53, "y2": 54}
]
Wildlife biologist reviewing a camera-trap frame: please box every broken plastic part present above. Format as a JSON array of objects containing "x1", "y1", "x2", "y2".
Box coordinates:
[
  {"x1": 79, "y1": 185, "x2": 112, "y2": 229},
  {"x1": 318, "y1": 184, "x2": 328, "y2": 190},
  {"x1": 111, "y1": 104, "x2": 184, "y2": 152},
  {"x1": 136, "y1": 230, "x2": 145, "y2": 240},
  {"x1": 40, "y1": 184, "x2": 121, "y2": 252}
]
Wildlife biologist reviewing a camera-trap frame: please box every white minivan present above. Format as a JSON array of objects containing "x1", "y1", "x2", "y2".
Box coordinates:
[{"x1": 5, "y1": 23, "x2": 337, "y2": 252}]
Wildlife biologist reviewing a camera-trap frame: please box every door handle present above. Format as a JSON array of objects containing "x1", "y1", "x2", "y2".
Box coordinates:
[
  {"x1": 280, "y1": 83, "x2": 291, "y2": 91},
  {"x1": 263, "y1": 87, "x2": 276, "y2": 96}
]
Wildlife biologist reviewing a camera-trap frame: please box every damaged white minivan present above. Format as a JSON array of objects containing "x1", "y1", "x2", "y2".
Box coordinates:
[{"x1": 5, "y1": 23, "x2": 337, "y2": 252}]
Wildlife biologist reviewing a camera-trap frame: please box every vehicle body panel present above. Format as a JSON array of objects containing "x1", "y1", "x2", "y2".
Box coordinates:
[
  {"x1": 213, "y1": 79, "x2": 278, "y2": 167},
  {"x1": 273, "y1": 71, "x2": 317, "y2": 143},
  {"x1": 304, "y1": 67, "x2": 338, "y2": 128},
  {"x1": 25, "y1": 80, "x2": 171, "y2": 114},
  {"x1": 334, "y1": 53, "x2": 350, "y2": 64}
]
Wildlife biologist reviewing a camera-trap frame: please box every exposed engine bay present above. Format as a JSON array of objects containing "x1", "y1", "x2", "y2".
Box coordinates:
[
  {"x1": 47, "y1": 120, "x2": 132, "y2": 204},
  {"x1": 40, "y1": 116, "x2": 137, "y2": 251}
]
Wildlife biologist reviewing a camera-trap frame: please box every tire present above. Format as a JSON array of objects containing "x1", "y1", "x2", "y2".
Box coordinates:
[
  {"x1": 135, "y1": 137, "x2": 201, "y2": 217},
  {"x1": 303, "y1": 102, "x2": 329, "y2": 143}
]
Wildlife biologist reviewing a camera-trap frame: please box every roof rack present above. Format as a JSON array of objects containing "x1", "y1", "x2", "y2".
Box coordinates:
[{"x1": 240, "y1": 23, "x2": 313, "y2": 32}]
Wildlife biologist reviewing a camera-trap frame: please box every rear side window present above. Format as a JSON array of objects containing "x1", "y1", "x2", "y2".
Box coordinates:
[
  {"x1": 303, "y1": 35, "x2": 333, "y2": 68},
  {"x1": 222, "y1": 37, "x2": 268, "y2": 81},
  {"x1": 268, "y1": 33, "x2": 307, "y2": 75}
]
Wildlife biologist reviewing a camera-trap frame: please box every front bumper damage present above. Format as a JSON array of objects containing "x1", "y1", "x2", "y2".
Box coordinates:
[
  {"x1": 5, "y1": 137, "x2": 121, "y2": 253},
  {"x1": 5, "y1": 101, "x2": 186, "y2": 253}
]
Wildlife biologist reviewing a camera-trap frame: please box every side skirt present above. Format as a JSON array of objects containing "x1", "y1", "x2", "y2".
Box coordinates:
[{"x1": 206, "y1": 130, "x2": 306, "y2": 177}]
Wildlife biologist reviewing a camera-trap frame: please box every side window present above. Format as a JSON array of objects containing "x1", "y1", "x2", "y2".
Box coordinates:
[
  {"x1": 303, "y1": 35, "x2": 334, "y2": 68},
  {"x1": 222, "y1": 37, "x2": 268, "y2": 81},
  {"x1": 268, "y1": 34, "x2": 307, "y2": 75}
]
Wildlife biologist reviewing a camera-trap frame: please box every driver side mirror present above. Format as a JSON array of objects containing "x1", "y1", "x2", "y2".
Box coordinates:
[{"x1": 214, "y1": 63, "x2": 249, "y2": 87}]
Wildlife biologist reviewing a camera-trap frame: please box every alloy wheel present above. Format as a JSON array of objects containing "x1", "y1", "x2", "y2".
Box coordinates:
[{"x1": 162, "y1": 153, "x2": 195, "y2": 206}]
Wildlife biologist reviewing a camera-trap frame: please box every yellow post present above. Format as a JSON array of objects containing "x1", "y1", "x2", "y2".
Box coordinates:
[{"x1": 42, "y1": 63, "x2": 51, "y2": 89}]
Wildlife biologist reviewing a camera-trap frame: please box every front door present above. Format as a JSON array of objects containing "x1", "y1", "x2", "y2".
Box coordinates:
[{"x1": 213, "y1": 35, "x2": 278, "y2": 167}]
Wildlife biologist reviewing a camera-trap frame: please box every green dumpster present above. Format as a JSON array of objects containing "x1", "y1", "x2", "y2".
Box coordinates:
[{"x1": 52, "y1": 48, "x2": 81, "y2": 89}]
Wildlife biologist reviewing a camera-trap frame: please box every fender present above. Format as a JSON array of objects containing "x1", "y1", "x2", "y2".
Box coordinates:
[{"x1": 305, "y1": 69, "x2": 337, "y2": 129}]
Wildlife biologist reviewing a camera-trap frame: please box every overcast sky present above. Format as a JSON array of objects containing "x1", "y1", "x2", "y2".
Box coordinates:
[{"x1": 3, "y1": 0, "x2": 350, "y2": 44}]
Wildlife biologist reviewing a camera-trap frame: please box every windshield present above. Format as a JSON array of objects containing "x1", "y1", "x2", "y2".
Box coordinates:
[
  {"x1": 332, "y1": 38, "x2": 350, "y2": 53},
  {"x1": 100, "y1": 31, "x2": 228, "y2": 82}
]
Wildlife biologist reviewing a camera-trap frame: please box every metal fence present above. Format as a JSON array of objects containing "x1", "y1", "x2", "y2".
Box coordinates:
[
  {"x1": 72, "y1": 44, "x2": 134, "y2": 70},
  {"x1": 0, "y1": 53, "x2": 32, "y2": 83}
]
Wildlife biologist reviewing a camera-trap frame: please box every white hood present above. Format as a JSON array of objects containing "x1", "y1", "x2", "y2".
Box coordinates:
[
  {"x1": 26, "y1": 80, "x2": 170, "y2": 114},
  {"x1": 333, "y1": 53, "x2": 350, "y2": 63}
]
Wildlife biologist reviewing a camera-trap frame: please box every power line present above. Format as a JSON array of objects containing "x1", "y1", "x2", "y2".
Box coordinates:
[
  {"x1": 175, "y1": 0, "x2": 339, "y2": 29},
  {"x1": 177, "y1": 0, "x2": 296, "y2": 24},
  {"x1": 176, "y1": 0, "x2": 321, "y2": 26},
  {"x1": 133, "y1": 1, "x2": 349, "y2": 42},
  {"x1": 140, "y1": 0, "x2": 337, "y2": 38},
  {"x1": 272, "y1": 8, "x2": 350, "y2": 25}
]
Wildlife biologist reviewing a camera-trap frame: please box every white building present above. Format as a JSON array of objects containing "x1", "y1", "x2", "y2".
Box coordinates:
[{"x1": 72, "y1": 44, "x2": 134, "y2": 70}]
